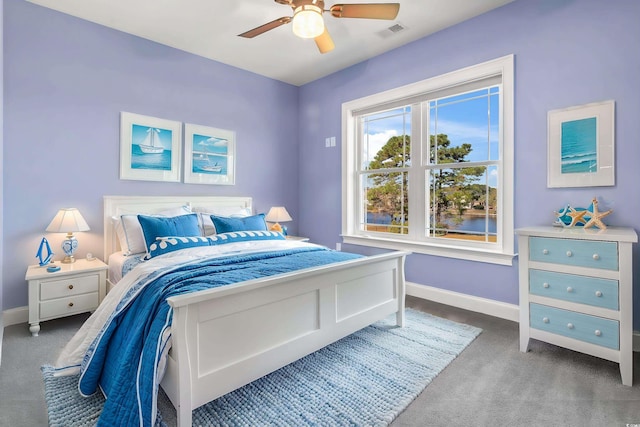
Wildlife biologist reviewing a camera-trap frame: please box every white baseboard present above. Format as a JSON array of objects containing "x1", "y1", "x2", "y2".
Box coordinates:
[
  {"x1": 406, "y1": 281, "x2": 520, "y2": 322},
  {"x1": 406, "y1": 282, "x2": 640, "y2": 351},
  {"x1": 2, "y1": 306, "x2": 28, "y2": 327}
]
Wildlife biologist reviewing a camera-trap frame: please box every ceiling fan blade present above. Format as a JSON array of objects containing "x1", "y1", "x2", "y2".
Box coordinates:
[
  {"x1": 238, "y1": 16, "x2": 292, "y2": 38},
  {"x1": 315, "y1": 28, "x2": 335, "y2": 54},
  {"x1": 330, "y1": 3, "x2": 400, "y2": 20}
]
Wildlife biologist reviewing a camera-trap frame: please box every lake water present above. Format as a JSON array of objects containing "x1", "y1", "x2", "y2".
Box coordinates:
[{"x1": 367, "y1": 212, "x2": 497, "y2": 233}]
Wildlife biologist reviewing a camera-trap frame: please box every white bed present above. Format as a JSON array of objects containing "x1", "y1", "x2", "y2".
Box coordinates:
[{"x1": 103, "y1": 195, "x2": 408, "y2": 427}]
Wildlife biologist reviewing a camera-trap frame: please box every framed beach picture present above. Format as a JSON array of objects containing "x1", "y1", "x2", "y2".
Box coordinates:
[
  {"x1": 547, "y1": 100, "x2": 615, "y2": 188},
  {"x1": 183, "y1": 123, "x2": 236, "y2": 185},
  {"x1": 120, "y1": 112, "x2": 182, "y2": 182}
]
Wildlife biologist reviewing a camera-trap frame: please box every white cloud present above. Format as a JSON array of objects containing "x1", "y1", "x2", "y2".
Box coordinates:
[{"x1": 364, "y1": 130, "x2": 398, "y2": 162}]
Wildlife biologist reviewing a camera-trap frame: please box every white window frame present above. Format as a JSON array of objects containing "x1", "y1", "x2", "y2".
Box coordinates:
[{"x1": 341, "y1": 55, "x2": 515, "y2": 265}]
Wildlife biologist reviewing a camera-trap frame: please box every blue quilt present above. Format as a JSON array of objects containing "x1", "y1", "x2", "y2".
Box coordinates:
[{"x1": 78, "y1": 247, "x2": 362, "y2": 427}]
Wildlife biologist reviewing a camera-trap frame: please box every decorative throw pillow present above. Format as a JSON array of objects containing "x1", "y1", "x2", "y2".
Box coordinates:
[
  {"x1": 116, "y1": 205, "x2": 192, "y2": 255},
  {"x1": 208, "y1": 230, "x2": 285, "y2": 246},
  {"x1": 137, "y1": 213, "x2": 201, "y2": 254},
  {"x1": 196, "y1": 208, "x2": 252, "y2": 236},
  {"x1": 210, "y1": 213, "x2": 267, "y2": 234},
  {"x1": 143, "y1": 236, "x2": 212, "y2": 260}
]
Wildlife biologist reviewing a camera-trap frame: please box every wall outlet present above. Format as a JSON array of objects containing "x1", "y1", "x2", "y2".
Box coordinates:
[{"x1": 336, "y1": 242, "x2": 342, "y2": 251}]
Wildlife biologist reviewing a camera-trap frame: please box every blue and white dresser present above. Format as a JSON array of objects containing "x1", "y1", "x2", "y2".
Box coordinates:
[{"x1": 516, "y1": 226, "x2": 637, "y2": 386}]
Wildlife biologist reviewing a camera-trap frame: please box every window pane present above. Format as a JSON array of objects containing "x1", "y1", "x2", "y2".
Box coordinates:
[
  {"x1": 361, "y1": 171, "x2": 409, "y2": 234},
  {"x1": 428, "y1": 87, "x2": 499, "y2": 164},
  {"x1": 427, "y1": 165, "x2": 497, "y2": 243},
  {"x1": 361, "y1": 106, "x2": 411, "y2": 170}
]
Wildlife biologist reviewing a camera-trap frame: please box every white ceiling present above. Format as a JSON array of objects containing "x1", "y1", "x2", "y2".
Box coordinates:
[{"x1": 26, "y1": 0, "x2": 514, "y2": 86}]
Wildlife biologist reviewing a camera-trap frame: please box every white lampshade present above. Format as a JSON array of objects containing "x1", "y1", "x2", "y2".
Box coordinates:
[
  {"x1": 292, "y1": 4, "x2": 324, "y2": 39},
  {"x1": 265, "y1": 207, "x2": 293, "y2": 223},
  {"x1": 46, "y1": 208, "x2": 90, "y2": 233},
  {"x1": 46, "y1": 208, "x2": 90, "y2": 263}
]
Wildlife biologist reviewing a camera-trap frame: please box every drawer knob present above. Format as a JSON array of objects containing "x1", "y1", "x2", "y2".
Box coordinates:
[
  {"x1": 68, "y1": 284, "x2": 74, "y2": 290},
  {"x1": 594, "y1": 330, "x2": 602, "y2": 337},
  {"x1": 566, "y1": 286, "x2": 573, "y2": 293},
  {"x1": 592, "y1": 254, "x2": 600, "y2": 260},
  {"x1": 566, "y1": 250, "x2": 573, "y2": 257},
  {"x1": 542, "y1": 249, "x2": 549, "y2": 255},
  {"x1": 567, "y1": 323, "x2": 574, "y2": 329},
  {"x1": 68, "y1": 302, "x2": 74, "y2": 307},
  {"x1": 543, "y1": 317, "x2": 549, "y2": 323},
  {"x1": 543, "y1": 282, "x2": 550, "y2": 289},
  {"x1": 595, "y1": 291, "x2": 603, "y2": 297}
]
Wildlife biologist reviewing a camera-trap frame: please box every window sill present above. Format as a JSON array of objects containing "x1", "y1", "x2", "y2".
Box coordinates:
[{"x1": 341, "y1": 234, "x2": 516, "y2": 266}]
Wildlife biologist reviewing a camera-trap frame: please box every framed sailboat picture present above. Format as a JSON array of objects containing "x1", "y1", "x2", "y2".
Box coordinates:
[
  {"x1": 183, "y1": 123, "x2": 236, "y2": 185},
  {"x1": 120, "y1": 111, "x2": 182, "y2": 182}
]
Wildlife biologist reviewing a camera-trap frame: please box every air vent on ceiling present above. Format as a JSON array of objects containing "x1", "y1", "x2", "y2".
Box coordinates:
[{"x1": 377, "y1": 22, "x2": 407, "y2": 38}]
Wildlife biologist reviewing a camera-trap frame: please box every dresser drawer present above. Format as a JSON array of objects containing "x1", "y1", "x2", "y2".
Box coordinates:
[
  {"x1": 529, "y1": 269, "x2": 619, "y2": 310},
  {"x1": 530, "y1": 303, "x2": 619, "y2": 350},
  {"x1": 39, "y1": 292, "x2": 99, "y2": 320},
  {"x1": 39, "y1": 274, "x2": 99, "y2": 301},
  {"x1": 529, "y1": 237, "x2": 618, "y2": 270}
]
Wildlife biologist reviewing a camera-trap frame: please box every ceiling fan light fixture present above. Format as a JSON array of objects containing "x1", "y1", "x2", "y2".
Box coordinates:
[{"x1": 292, "y1": 4, "x2": 324, "y2": 39}]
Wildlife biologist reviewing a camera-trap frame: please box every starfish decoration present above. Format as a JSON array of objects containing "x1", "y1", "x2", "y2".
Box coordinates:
[
  {"x1": 566, "y1": 207, "x2": 588, "y2": 227},
  {"x1": 583, "y1": 197, "x2": 612, "y2": 229}
]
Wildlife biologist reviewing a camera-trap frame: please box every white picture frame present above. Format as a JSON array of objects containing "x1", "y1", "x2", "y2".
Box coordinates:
[
  {"x1": 184, "y1": 123, "x2": 236, "y2": 185},
  {"x1": 120, "y1": 112, "x2": 182, "y2": 182},
  {"x1": 547, "y1": 100, "x2": 615, "y2": 188}
]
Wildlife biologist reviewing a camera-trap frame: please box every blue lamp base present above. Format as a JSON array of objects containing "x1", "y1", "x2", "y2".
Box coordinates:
[{"x1": 61, "y1": 233, "x2": 79, "y2": 263}]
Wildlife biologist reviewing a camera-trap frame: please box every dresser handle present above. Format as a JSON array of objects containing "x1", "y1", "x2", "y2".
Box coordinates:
[
  {"x1": 566, "y1": 250, "x2": 573, "y2": 257},
  {"x1": 68, "y1": 284, "x2": 74, "y2": 290},
  {"x1": 594, "y1": 330, "x2": 602, "y2": 337},
  {"x1": 542, "y1": 249, "x2": 549, "y2": 255},
  {"x1": 543, "y1": 317, "x2": 549, "y2": 323},
  {"x1": 595, "y1": 291, "x2": 603, "y2": 297},
  {"x1": 68, "y1": 302, "x2": 74, "y2": 307},
  {"x1": 543, "y1": 282, "x2": 550, "y2": 288},
  {"x1": 566, "y1": 286, "x2": 573, "y2": 293},
  {"x1": 567, "y1": 323, "x2": 574, "y2": 329},
  {"x1": 592, "y1": 254, "x2": 600, "y2": 260}
]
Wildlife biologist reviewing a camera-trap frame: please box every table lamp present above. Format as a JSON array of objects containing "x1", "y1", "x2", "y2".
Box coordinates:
[
  {"x1": 46, "y1": 208, "x2": 90, "y2": 263},
  {"x1": 265, "y1": 206, "x2": 292, "y2": 234}
]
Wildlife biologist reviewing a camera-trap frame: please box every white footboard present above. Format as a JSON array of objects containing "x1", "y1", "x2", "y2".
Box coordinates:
[{"x1": 161, "y1": 250, "x2": 408, "y2": 427}]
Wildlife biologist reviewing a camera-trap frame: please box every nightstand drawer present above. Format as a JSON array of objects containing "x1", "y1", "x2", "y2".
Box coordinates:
[
  {"x1": 40, "y1": 274, "x2": 99, "y2": 301},
  {"x1": 530, "y1": 303, "x2": 619, "y2": 350},
  {"x1": 529, "y1": 237, "x2": 618, "y2": 270},
  {"x1": 40, "y1": 292, "x2": 99, "y2": 320},
  {"x1": 529, "y1": 269, "x2": 619, "y2": 310}
]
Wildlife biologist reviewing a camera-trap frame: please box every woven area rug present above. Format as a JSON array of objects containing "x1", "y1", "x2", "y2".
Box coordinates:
[{"x1": 42, "y1": 309, "x2": 481, "y2": 427}]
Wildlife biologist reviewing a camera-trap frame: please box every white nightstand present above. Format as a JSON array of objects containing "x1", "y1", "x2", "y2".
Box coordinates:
[
  {"x1": 285, "y1": 236, "x2": 310, "y2": 242},
  {"x1": 25, "y1": 258, "x2": 108, "y2": 336}
]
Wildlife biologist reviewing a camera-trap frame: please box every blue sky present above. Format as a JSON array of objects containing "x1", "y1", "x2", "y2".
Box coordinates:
[{"x1": 363, "y1": 87, "x2": 500, "y2": 188}]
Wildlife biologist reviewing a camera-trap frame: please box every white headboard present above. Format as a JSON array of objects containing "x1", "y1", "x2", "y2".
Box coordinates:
[{"x1": 103, "y1": 195, "x2": 253, "y2": 261}]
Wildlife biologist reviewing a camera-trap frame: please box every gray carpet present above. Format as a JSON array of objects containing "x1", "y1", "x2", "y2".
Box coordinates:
[{"x1": 1, "y1": 296, "x2": 640, "y2": 427}]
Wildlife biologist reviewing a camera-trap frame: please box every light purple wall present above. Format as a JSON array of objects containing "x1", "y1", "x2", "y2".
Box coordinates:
[
  {"x1": 3, "y1": 0, "x2": 299, "y2": 309},
  {"x1": 298, "y1": 0, "x2": 640, "y2": 327}
]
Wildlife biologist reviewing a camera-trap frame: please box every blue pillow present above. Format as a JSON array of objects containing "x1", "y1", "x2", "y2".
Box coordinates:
[
  {"x1": 210, "y1": 213, "x2": 267, "y2": 233},
  {"x1": 137, "y1": 214, "x2": 201, "y2": 252},
  {"x1": 143, "y1": 236, "x2": 212, "y2": 260},
  {"x1": 209, "y1": 231, "x2": 285, "y2": 246}
]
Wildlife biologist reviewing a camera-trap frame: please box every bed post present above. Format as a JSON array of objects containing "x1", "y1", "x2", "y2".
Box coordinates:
[
  {"x1": 396, "y1": 253, "x2": 407, "y2": 327},
  {"x1": 172, "y1": 305, "x2": 193, "y2": 427}
]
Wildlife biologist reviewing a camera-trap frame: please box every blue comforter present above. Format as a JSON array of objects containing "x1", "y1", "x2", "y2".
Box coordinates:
[{"x1": 78, "y1": 247, "x2": 362, "y2": 427}]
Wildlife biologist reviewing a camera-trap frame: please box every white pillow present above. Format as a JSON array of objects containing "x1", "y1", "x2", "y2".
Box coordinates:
[
  {"x1": 115, "y1": 205, "x2": 192, "y2": 255},
  {"x1": 192, "y1": 206, "x2": 251, "y2": 236}
]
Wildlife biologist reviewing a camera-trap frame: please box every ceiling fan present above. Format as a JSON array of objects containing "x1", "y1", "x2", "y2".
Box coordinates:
[{"x1": 238, "y1": 1, "x2": 400, "y2": 54}]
